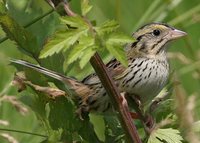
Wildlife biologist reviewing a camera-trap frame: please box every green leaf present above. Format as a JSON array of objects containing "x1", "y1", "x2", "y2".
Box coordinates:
[
  {"x1": 60, "y1": 16, "x2": 88, "y2": 29},
  {"x1": 148, "y1": 128, "x2": 183, "y2": 143},
  {"x1": 106, "y1": 32, "x2": 135, "y2": 45},
  {"x1": 48, "y1": 96, "x2": 76, "y2": 142},
  {"x1": 95, "y1": 22, "x2": 134, "y2": 67},
  {"x1": 19, "y1": 89, "x2": 49, "y2": 127},
  {"x1": 48, "y1": 96, "x2": 75, "y2": 130},
  {"x1": 67, "y1": 44, "x2": 86, "y2": 64},
  {"x1": 0, "y1": 14, "x2": 40, "y2": 57},
  {"x1": 0, "y1": 1, "x2": 7, "y2": 14},
  {"x1": 81, "y1": 0, "x2": 93, "y2": 16},
  {"x1": 104, "y1": 116, "x2": 125, "y2": 142},
  {"x1": 40, "y1": 29, "x2": 87, "y2": 58},
  {"x1": 106, "y1": 44, "x2": 128, "y2": 67},
  {"x1": 40, "y1": 53, "x2": 65, "y2": 74},
  {"x1": 77, "y1": 116, "x2": 101, "y2": 142},
  {"x1": 95, "y1": 20, "x2": 119, "y2": 35},
  {"x1": 66, "y1": 35, "x2": 94, "y2": 65},
  {"x1": 79, "y1": 46, "x2": 96, "y2": 69},
  {"x1": 89, "y1": 114, "x2": 106, "y2": 142}
]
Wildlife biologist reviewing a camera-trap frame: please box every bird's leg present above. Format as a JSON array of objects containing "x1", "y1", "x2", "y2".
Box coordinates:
[
  {"x1": 129, "y1": 112, "x2": 139, "y2": 119},
  {"x1": 143, "y1": 113, "x2": 155, "y2": 134},
  {"x1": 125, "y1": 93, "x2": 156, "y2": 134},
  {"x1": 119, "y1": 92, "x2": 140, "y2": 119},
  {"x1": 125, "y1": 94, "x2": 145, "y2": 120},
  {"x1": 119, "y1": 92, "x2": 130, "y2": 111},
  {"x1": 75, "y1": 107, "x2": 85, "y2": 120},
  {"x1": 143, "y1": 92, "x2": 170, "y2": 133},
  {"x1": 119, "y1": 92, "x2": 128, "y2": 107},
  {"x1": 149, "y1": 91, "x2": 169, "y2": 113},
  {"x1": 149, "y1": 98, "x2": 162, "y2": 114},
  {"x1": 75, "y1": 104, "x2": 90, "y2": 120}
]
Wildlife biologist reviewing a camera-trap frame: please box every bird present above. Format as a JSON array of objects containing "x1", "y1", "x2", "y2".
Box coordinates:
[{"x1": 10, "y1": 23, "x2": 187, "y2": 117}]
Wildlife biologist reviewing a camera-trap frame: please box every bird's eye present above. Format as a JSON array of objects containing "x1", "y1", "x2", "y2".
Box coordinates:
[{"x1": 152, "y1": 29, "x2": 160, "y2": 36}]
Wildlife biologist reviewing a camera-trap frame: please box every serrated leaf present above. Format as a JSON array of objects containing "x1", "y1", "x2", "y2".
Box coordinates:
[
  {"x1": 103, "y1": 32, "x2": 134, "y2": 67},
  {"x1": 148, "y1": 128, "x2": 183, "y2": 143},
  {"x1": 60, "y1": 16, "x2": 88, "y2": 29},
  {"x1": 40, "y1": 29, "x2": 87, "y2": 58},
  {"x1": 79, "y1": 46, "x2": 96, "y2": 69},
  {"x1": 67, "y1": 44, "x2": 87, "y2": 64},
  {"x1": 66, "y1": 35, "x2": 94, "y2": 65},
  {"x1": 95, "y1": 20, "x2": 119, "y2": 35},
  {"x1": 106, "y1": 44, "x2": 128, "y2": 67},
  {"x1": 106, "y1": 32, "x2": 135, "y2": 45},
  {"x1": 81, "y1": 0, "x2": 93, "y2": 16}
]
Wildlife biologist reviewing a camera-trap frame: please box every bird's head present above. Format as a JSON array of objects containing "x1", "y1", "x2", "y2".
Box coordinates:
[{"x1": 129, "y1": 23, "x2": 187, "y2": 57}]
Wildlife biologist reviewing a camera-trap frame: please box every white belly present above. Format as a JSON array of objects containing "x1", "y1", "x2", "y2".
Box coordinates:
[{"x1": 119, "y1": 58, "x2": 169, "y2": 105}]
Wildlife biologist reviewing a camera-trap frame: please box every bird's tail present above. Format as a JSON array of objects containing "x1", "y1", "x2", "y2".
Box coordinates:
[{"x1": 10, "y1": 59, "x2": 92, "y2": 98}]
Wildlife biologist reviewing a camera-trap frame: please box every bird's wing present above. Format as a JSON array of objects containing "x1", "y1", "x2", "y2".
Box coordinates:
[
  {"x1": 106, "y1": 58, "x2": 127, "y2": 78},
  {"x1": 82, "y1": 58, "x2": 127, "y2": 85}
]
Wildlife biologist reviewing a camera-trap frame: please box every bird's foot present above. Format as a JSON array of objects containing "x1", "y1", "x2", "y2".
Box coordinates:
[{"x1": 143, "y1": 114, "x2": 155, "y2": 134}]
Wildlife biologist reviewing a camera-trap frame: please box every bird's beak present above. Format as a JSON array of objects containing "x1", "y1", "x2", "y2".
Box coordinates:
[{"x1": 169, "y1": 29, "x2": 187, "y2": 40}]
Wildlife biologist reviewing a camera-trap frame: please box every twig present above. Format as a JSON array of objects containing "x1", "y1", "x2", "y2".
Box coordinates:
[
  {"x1": 63, "y1": 1, "x2": 77, "y2": 16},
  {"x1": 0, "y1": 128, "x2": 47, "y2": 138},
  {"x1": 125, "y1": 94, "x2": 154, "y2": 134},
  {"x1": 90, "y1": 54, "x2": 141, "y2": 143}
]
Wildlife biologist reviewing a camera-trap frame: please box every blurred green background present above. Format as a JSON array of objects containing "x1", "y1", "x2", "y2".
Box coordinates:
[{"x1": 0, "y1": 0, "x2": 200, "y2": 142}]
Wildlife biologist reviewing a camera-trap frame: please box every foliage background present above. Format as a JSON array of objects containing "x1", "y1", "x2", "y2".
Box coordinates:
[{"x1": 0, "y1": 0, "x2": 200, "y2": 142}]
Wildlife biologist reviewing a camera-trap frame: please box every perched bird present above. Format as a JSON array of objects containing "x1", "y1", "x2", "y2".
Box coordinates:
[{"x1": 10, "y1": 23, "x2": 187, "y2": 116}]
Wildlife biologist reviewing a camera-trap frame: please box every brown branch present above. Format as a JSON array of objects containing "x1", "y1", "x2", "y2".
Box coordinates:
[
  {"x1": 63, "y1": 1, "x2": 77, "y2": 16},
  {"x1": 90, "y1": 53, "x2": 142, "y2": 143}
]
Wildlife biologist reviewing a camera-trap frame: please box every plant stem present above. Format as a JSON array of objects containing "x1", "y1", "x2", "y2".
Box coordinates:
[
  {"x1": 90, "y1": 53, "x2": 142, "y2": 143},
  {"x1": 0, "y1": 128, "x2": 47, "y2": 138}
]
